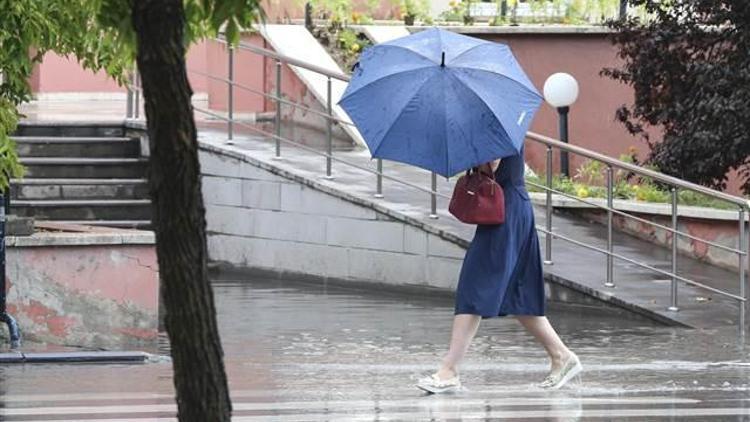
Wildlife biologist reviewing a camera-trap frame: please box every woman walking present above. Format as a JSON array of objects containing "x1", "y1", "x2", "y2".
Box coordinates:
[{"x1": 417, "y1": 148, "x2": 582, "y2": 393}]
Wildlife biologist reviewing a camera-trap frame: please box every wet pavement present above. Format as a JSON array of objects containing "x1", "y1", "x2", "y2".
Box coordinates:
[{"x1": 0, "y1": 274, "x2": 748, "y2": 420}]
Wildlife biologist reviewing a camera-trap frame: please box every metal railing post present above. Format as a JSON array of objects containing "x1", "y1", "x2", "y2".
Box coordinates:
[
  {"x1": 668, "y1": 188, "x2": 679, "y2": 311},
  {"x1": 227, "y1": 46, "x2": 235, "y2": 144},
  {"x1": 605, "y1": 166, "x2": 615, "y2": 287},
  {"x1": 275, "y1": 60, "x2": 282, "y2": 159},
  {"x1": 326, "y1": 76, "x2": 333, "y2": 179},
  {"x1": 739, "y1": 207, "x2": 747, "y2": 335},
  {"x1": 374, "y1": 159, "x2": 384, "y2": 198},
  {"x1": 429, "y1": 172, "x2": 438, "y2": 219},
  {"x1": 126, "y1": 71, "x2": 134, "y2": 119},
  {"x1": 134, "y1": 72, "x2": 140, "y2": 119},
  {"x1": 544, "y1": 146, "x2": 553, "y2": 265}
]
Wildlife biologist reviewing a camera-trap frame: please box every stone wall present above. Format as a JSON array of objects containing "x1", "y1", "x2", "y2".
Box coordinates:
[
  {"x1": 5, "y1": 231, "x2": 159, "y2": 349},
  {"x1": 199, "y1": 144, "x2": 655, "y2": 324},
  {"x1": 201, "y1": 149, "x2": 466, "y2": 291}
]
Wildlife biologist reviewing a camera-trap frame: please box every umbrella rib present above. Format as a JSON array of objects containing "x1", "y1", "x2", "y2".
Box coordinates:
[
  {"x1": 451, "y1": 66, "x2": 541, "y2": 98},
  {"x1": 450, "y1": 41, "x2": 494, "y2": 63},
  {"x1": 377, "y1": 44, "x2": 438, "y2": 65},
  {"x1": 446, "y1": 72, "x2": 516, "y2": 154},
  {"x1": 340, "y1": 66, "x2": 435, "y2": 103},
  {"x1": 442, "y1": 74, "x2": 451, "y2": 176},
  {"x1": 368, "y1": 71, "x2": 442, "y2": 158}
]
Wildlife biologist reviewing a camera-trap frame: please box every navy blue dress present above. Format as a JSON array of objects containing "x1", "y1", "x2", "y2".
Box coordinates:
[{"x1": 454, "y1": 147, "x2": 546, "y2": 318}]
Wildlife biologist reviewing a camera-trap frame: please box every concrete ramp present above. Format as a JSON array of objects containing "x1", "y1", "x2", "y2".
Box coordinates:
[
  {"x1": 359, "y1": 26, "x2": 411, "y2": 44},
  {"x1": 259, "y1": 25, "x2": 364, "y2": 146}
]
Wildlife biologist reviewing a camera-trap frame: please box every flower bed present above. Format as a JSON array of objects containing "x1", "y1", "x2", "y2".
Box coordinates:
[{"x1": 525, "y1": 154, "x2": 742, "y2": 211}]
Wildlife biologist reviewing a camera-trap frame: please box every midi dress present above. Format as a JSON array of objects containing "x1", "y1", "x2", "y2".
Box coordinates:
[{"x1": 454, "y1": 147, "x2": 546, "y2": 318}]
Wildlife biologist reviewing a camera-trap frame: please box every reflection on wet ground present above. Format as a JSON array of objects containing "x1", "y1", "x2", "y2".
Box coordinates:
[{"x1": 0, "y1": 274, "x2": 749, "y2": 420}]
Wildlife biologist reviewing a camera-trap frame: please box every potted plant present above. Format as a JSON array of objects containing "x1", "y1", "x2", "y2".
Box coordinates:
[
  {"x1": 463, "y1": 0, "x2": 475, "y2": 25},
  {"x1": 401, "y1": 0, "x2": 428, "y2": 25}
]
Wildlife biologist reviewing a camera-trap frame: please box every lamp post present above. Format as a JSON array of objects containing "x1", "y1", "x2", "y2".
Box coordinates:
[{"x1": 543, "y1": 73, "x2": 579, "y2": 178}]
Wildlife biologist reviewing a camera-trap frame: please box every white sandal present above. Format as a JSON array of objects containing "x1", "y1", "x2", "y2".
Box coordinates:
[
  {"x1": 416, "y1": 372, "x2": 462, "y2": 394},
  {"x1": 540, "y1": 354, "x2": 582, "y2": 390}
]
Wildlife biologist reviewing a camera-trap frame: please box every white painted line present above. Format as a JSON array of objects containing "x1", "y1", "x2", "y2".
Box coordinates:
[
  {"x1": 0, "y1": 392, "x2": 174, "y2": 403},
  {"x1": 50, "y1": 407, "x2": 745, "y2": 422},
  {"x1": 231, "y1": 407, "x2": 750, "y2": 422},
  {"x1": 0, "y1": 396, "x2": 702, "y2": 416}
]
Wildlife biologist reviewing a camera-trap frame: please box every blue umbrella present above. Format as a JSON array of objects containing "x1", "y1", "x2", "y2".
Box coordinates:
[{"x1": 339, "y1": 28, "x2": 542, "y2": 177}]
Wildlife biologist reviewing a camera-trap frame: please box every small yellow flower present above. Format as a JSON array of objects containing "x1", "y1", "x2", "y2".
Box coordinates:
[
  {"x1": 449, "y1": 0, "x2": 457, "y2": 7},
  {"x1": 350, "y1": 43, "x2": 361, "y2": 53},
  {"x1": 628, "y1": 146, "x2": 637, "y2": 155},
  {"x1": 576, "y1": 187, "x2": 589, "y2": 198}
]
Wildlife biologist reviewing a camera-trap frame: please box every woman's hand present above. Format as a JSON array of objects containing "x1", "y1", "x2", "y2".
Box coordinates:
[{"x1": 490, "y1": 159, "x2": 501, "y2": 173}]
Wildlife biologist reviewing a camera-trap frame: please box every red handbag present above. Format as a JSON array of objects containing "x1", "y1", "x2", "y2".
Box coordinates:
[{"x1": 449, "y1": 164, "x2": 505, "y2": 225}]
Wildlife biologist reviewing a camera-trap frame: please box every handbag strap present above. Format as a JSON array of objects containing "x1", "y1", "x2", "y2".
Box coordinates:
[{"x1": 471, "y1": 163, "x2": 494, "y2": 178}]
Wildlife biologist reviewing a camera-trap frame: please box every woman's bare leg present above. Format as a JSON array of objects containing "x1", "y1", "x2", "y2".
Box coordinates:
[
  {"x1": 516, "y1": 316, "x2": 573, "y2": 371},
  {"x1": 435, "y1": 314, "x2": 482, "y2": 379}
]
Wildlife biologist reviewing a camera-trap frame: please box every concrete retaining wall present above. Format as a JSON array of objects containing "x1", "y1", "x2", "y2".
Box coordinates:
[
  {"x1": 201, "y1": 150, "x2": 465, "y2": 291},
  {"x1": 5, "y1": 230, "x2": 159, "y2": 349},
  {"x1": 199, "y1": 145, "x2": 652, "y2": 323}
]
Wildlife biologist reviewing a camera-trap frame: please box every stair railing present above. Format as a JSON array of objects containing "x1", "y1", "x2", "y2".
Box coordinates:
[{"x1": 124, "y1": 34, "x2": 750, "y2": 336}]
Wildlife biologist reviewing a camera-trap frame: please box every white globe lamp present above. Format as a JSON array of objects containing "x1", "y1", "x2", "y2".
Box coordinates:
[
  {"x1": 543, "y1": 73, "x2": 579, "y2": 177},
  {"x1": 543, "y1": 73, "x2": 579, "y2": 108}
]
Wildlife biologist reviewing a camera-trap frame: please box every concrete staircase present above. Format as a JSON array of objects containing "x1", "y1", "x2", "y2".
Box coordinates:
[{"x1": 10, "y1": 123, "x2": 151, "y2": 229}]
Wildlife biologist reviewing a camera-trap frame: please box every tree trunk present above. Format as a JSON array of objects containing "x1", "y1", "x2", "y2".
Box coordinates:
[{"x1": 131, "y1": 1, "x2": 232, "y2": 421}]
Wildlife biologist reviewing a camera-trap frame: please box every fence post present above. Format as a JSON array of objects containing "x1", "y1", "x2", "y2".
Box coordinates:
[
  {"x1": 668, "y1": 188, "x2": 679, "y2": 311},
  {"x1": 325, "y1": 76, "x2": 333, "y2": 179},
  {"x1": 605, "y1": 166, "x2": 615, "y2": 287},
  {"x1": 275, "y1": 60, "x2": 282, "y2": 159},
  {"x1": 227, "y1": 46, "x2": 234, "y2": 144},
  {"x1": 429, "y1": 172, "x2": 438, "y2": 219},
  {"x1": 739, "y1": 207, "x2": 747, "y2": 336},
  {"x1": 374, "y1": 159, "x2": 384, "y2": 198},
  {"x1": 126, "y1": 71, "x2": 134, "y2": 119},
  {"x1": 544, "y1": 146, "x2": 553, "y2": 265},
  {"x1": 134, "y1": 72, "x2": 140, "y2": 119}
]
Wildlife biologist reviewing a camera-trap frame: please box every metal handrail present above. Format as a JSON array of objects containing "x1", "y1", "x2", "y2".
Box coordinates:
[
  {"x1": 187, "y1": 68, "x2": 356, "y2": 128},
  {"x1": 526, "y1": 179, "x2": 747, "y2": 256},
  {"x1": 215, "y1": 36, "x2": 351, "y2": 82},
  {"x1": 535, "y1": 225, "x2": 746, "y2": 302},
  {"x1": 192, "y1": 105, "x2": 450, "y2": 199},
  {"x1": 526, "y1": 131, "x2": 750, "y2": 208},
  {"x1": 125, "y1": 35, "x2": 749, "y2": 335}
]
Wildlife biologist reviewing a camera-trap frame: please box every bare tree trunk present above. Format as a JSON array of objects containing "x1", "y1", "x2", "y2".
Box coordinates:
[{"x1": 131, "y1": 1, "x2": 231, "y2": 421}]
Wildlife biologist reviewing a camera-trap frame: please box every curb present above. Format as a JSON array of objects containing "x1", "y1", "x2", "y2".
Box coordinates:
[{"x1": 0, "y1": 351, "x2": 153, "y2": 364}]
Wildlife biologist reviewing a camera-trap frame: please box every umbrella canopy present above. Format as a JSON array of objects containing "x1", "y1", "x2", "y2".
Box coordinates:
[{"x1": 339, "y1": 28, "x2": 542, "y2": 177}]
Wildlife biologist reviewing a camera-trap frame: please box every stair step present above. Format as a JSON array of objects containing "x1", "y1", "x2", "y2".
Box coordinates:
[
  {"x1": 42, "y1": 220, "x2": 152, "y2": 230},
  {"x1": 11, "y1": 179, "x2": 149, "y2": 200},
  {"x1": 11, "y1": 178, "x2": 148, "y2": 185},
  {"x1": 12, "y1": 199, "x2": 152, "y2": 221},
  {"x1": 14, "y1": 123, "x2": 126, "y2": 138},
  {"x1": 13, "y1": 136, "x2": 141, "y2": 158},
  {"x1": 20, "y1": 158, "x2": 148, "y2": 179},
  {"x1": 13, "y1": 199, "x2": 151, "y2": 207}
]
